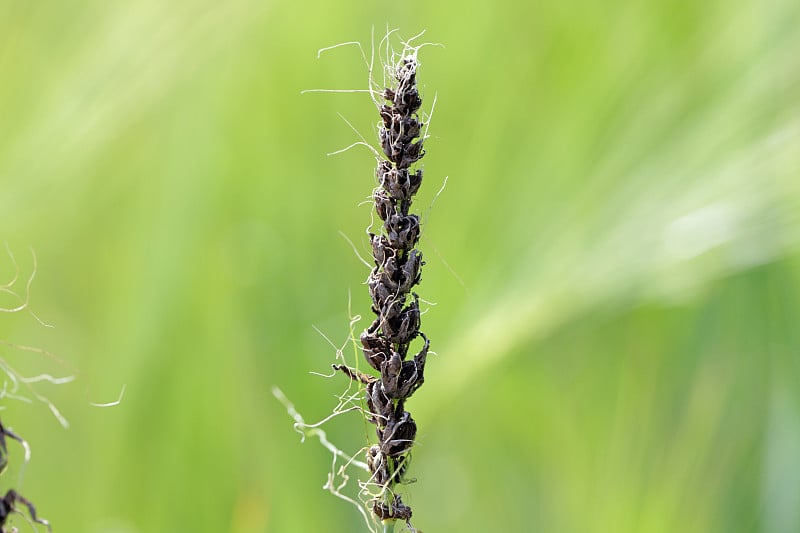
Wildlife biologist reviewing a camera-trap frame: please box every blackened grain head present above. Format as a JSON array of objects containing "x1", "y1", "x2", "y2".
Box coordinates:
[
  {"x1": 354, "y1": 47, "x2": 433, "y2": 526},
  {"x1": 361, "y1": 329, "x2": 393, "y2": 371},
  {"x1": 373, "y1": 188, "x2": 396, "y2": 222},
  {"x1": 373, "y1": 494, "x2": 413, "y2": 521},
  {"x1": 385, "y1": 213, "x2": 420, "y2": 250},
  {"x1": 381, "y1": 296, "x2": 420, "y2": 345}
]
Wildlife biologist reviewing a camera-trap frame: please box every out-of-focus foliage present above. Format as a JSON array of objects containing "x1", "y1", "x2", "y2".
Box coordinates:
[{"x1": 0, "y1": 0, "x2": 799, "y2": 531}]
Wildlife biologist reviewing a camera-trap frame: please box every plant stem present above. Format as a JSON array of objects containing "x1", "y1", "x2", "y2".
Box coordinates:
[{"x1": 383, "y1": 520, "x2": 396, "y2": 533}]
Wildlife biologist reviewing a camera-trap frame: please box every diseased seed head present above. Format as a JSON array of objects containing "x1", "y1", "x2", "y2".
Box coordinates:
[{"x1": 336, "y1": 42, "x2": 432, "y2": 529}]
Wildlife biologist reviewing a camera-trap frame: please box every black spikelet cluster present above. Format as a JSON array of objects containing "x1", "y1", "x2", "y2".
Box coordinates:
[
  {"x1": 335, "y1": 55, "x2": 428, "y2": 526},
  {"x1": 0, "y1": 420, "x2": 50, "y2": 531}
]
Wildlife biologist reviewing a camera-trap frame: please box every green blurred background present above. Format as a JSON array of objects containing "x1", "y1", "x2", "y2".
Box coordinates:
[{"x1": 1, "y1": 0, "x2": 799, "y2": 531}]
